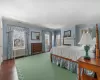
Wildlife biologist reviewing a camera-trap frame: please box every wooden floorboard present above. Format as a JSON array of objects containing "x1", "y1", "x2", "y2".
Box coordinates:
[{"x1": 0, "y1": 59, "x2": 18, "y2": 80}]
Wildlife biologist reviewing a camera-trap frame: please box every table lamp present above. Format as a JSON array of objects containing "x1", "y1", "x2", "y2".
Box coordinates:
[{"x1": 78, "y1": 31, "x2": 93, "y2": 60}]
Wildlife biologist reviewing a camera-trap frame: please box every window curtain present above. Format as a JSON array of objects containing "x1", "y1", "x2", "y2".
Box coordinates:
[
  {"x1": 7, "y1": 31, "x2": 13, "y2": 59},
  {"x1": 7, "y1": 25, "x2": 29, "y2": 59}
]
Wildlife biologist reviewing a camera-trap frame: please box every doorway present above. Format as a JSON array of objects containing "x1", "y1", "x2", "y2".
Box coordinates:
[
  {"x1": 45, "y1": 33, "x2": 50, "y2": 52},
  {"x1": 56, "y1": 34, "x2": 61, "y2": 46},
  {"x1": 55, "y1": 30, "x2": 61, "y2": 46}
]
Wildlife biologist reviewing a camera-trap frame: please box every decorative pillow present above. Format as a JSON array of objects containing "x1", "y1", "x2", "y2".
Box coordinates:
[
  {"x1": 90, "y1": 45, "x2": 96, "y2": 58},
  {"x1": 90, "y1": 45, "x2": 95, "y2": 51}
]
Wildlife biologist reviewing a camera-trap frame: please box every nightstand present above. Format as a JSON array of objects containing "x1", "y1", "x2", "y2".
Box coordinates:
[{"x1": 78, "y1": 57, "x2": 100, "y2": 80}]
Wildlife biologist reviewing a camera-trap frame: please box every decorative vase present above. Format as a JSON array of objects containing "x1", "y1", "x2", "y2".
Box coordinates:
[{"x1": 84, "y1": 45, "x2": 91, "y2": 60}]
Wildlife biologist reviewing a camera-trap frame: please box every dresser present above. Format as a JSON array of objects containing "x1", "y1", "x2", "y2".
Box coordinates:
[{"x1": 31, "y1": 43, "x2": 42, "y2": 54}]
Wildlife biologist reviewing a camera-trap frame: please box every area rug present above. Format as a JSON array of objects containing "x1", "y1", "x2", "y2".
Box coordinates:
[{"x1": 15, "y1": 53, "x2": 77, "y2": 80}]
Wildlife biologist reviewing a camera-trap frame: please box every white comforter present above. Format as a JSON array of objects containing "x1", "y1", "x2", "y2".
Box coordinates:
[{"x1": 50, "y1": 46, "x2": 94, "y2": 61}]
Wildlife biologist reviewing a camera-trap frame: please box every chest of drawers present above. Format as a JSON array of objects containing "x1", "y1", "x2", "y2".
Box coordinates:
[{"x1": 31, "y1": 43, "x2": 42, "y2": 54}]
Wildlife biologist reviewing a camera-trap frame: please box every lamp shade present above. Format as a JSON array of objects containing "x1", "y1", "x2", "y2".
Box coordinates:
[{"x1": 78, "y1": 32, "x2": 92, "y2": 45}]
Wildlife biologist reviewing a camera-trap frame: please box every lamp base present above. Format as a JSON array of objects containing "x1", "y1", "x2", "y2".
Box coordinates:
[{"x1": 84, "y1": 56, "x2": 91, "y2": 60}]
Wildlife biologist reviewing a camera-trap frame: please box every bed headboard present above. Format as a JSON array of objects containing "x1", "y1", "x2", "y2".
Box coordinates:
[{"x1": 96, "y1": 24, "x2": 100, "y2": 59}]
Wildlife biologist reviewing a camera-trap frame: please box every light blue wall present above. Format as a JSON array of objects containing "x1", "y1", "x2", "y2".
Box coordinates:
[
  {"x1": 2, "y1": 17, "x2": 54, "y2": 60},
  {"x1": 2, "y1": 19, "x2": 8, "y2": 60},
  {"x1": 61, "y1": 24, "x2": 100, "y2": 46},
  {"x1": 75, "y1": 24, "x2": 100, "y2": 45},
  {"x1": 61, "y1": 26, "x2": 76, "y2": 45},
  {"x1": 2, "y1": 17, "x2": 100, "y2": 59},
  {"x1": 76, "y1": 24, "x2": 96, "y2": 45}
]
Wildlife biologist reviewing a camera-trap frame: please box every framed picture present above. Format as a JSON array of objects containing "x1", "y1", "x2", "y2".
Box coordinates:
[
  {"x1": 64, "y1": 30, "x2": 71, "y2": 37},
  {"x1": 31, "y1": 31, "x2": 40, "y2": 40}
]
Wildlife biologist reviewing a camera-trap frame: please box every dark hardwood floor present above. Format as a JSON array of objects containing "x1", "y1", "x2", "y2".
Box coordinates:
[{"x1": 0, "y1": 60, "x2": 18, "y2": 80}]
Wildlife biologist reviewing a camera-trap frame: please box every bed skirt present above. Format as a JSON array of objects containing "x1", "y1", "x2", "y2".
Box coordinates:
[{"x1": 51, "y1": 54, "x2": 96, "y2": 78}]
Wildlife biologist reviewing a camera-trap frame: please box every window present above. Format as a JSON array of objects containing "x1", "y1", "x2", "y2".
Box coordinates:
[{"x1": 13, "y1": 30, "x2": 25, "y2": 50}]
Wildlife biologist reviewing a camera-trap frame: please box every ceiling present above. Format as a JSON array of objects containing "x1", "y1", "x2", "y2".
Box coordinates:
[{"x1": 0, "y1": 0, "x2": 100, "y2": 29}]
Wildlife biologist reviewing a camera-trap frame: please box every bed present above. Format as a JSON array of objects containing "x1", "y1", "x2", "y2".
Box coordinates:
[
  {"x1": 50, "y1": 46, "x2": 94, "y2": 61},
  {"x1": 50, "y1": 46, "x2": 95, "y2": 76},
  {"x1": 50, "y1": 24, "x2": 99, "y2": 78}
]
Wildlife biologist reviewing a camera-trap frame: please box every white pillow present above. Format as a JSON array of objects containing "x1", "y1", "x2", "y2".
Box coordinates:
[{"x1": 90, "y1": 45, "x2": 95, "y2": 52}]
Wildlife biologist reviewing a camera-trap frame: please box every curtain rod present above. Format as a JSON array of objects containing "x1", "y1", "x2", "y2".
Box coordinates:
[{"x1": 7, "y1": 24, "x2": 29, "y2": 29}]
